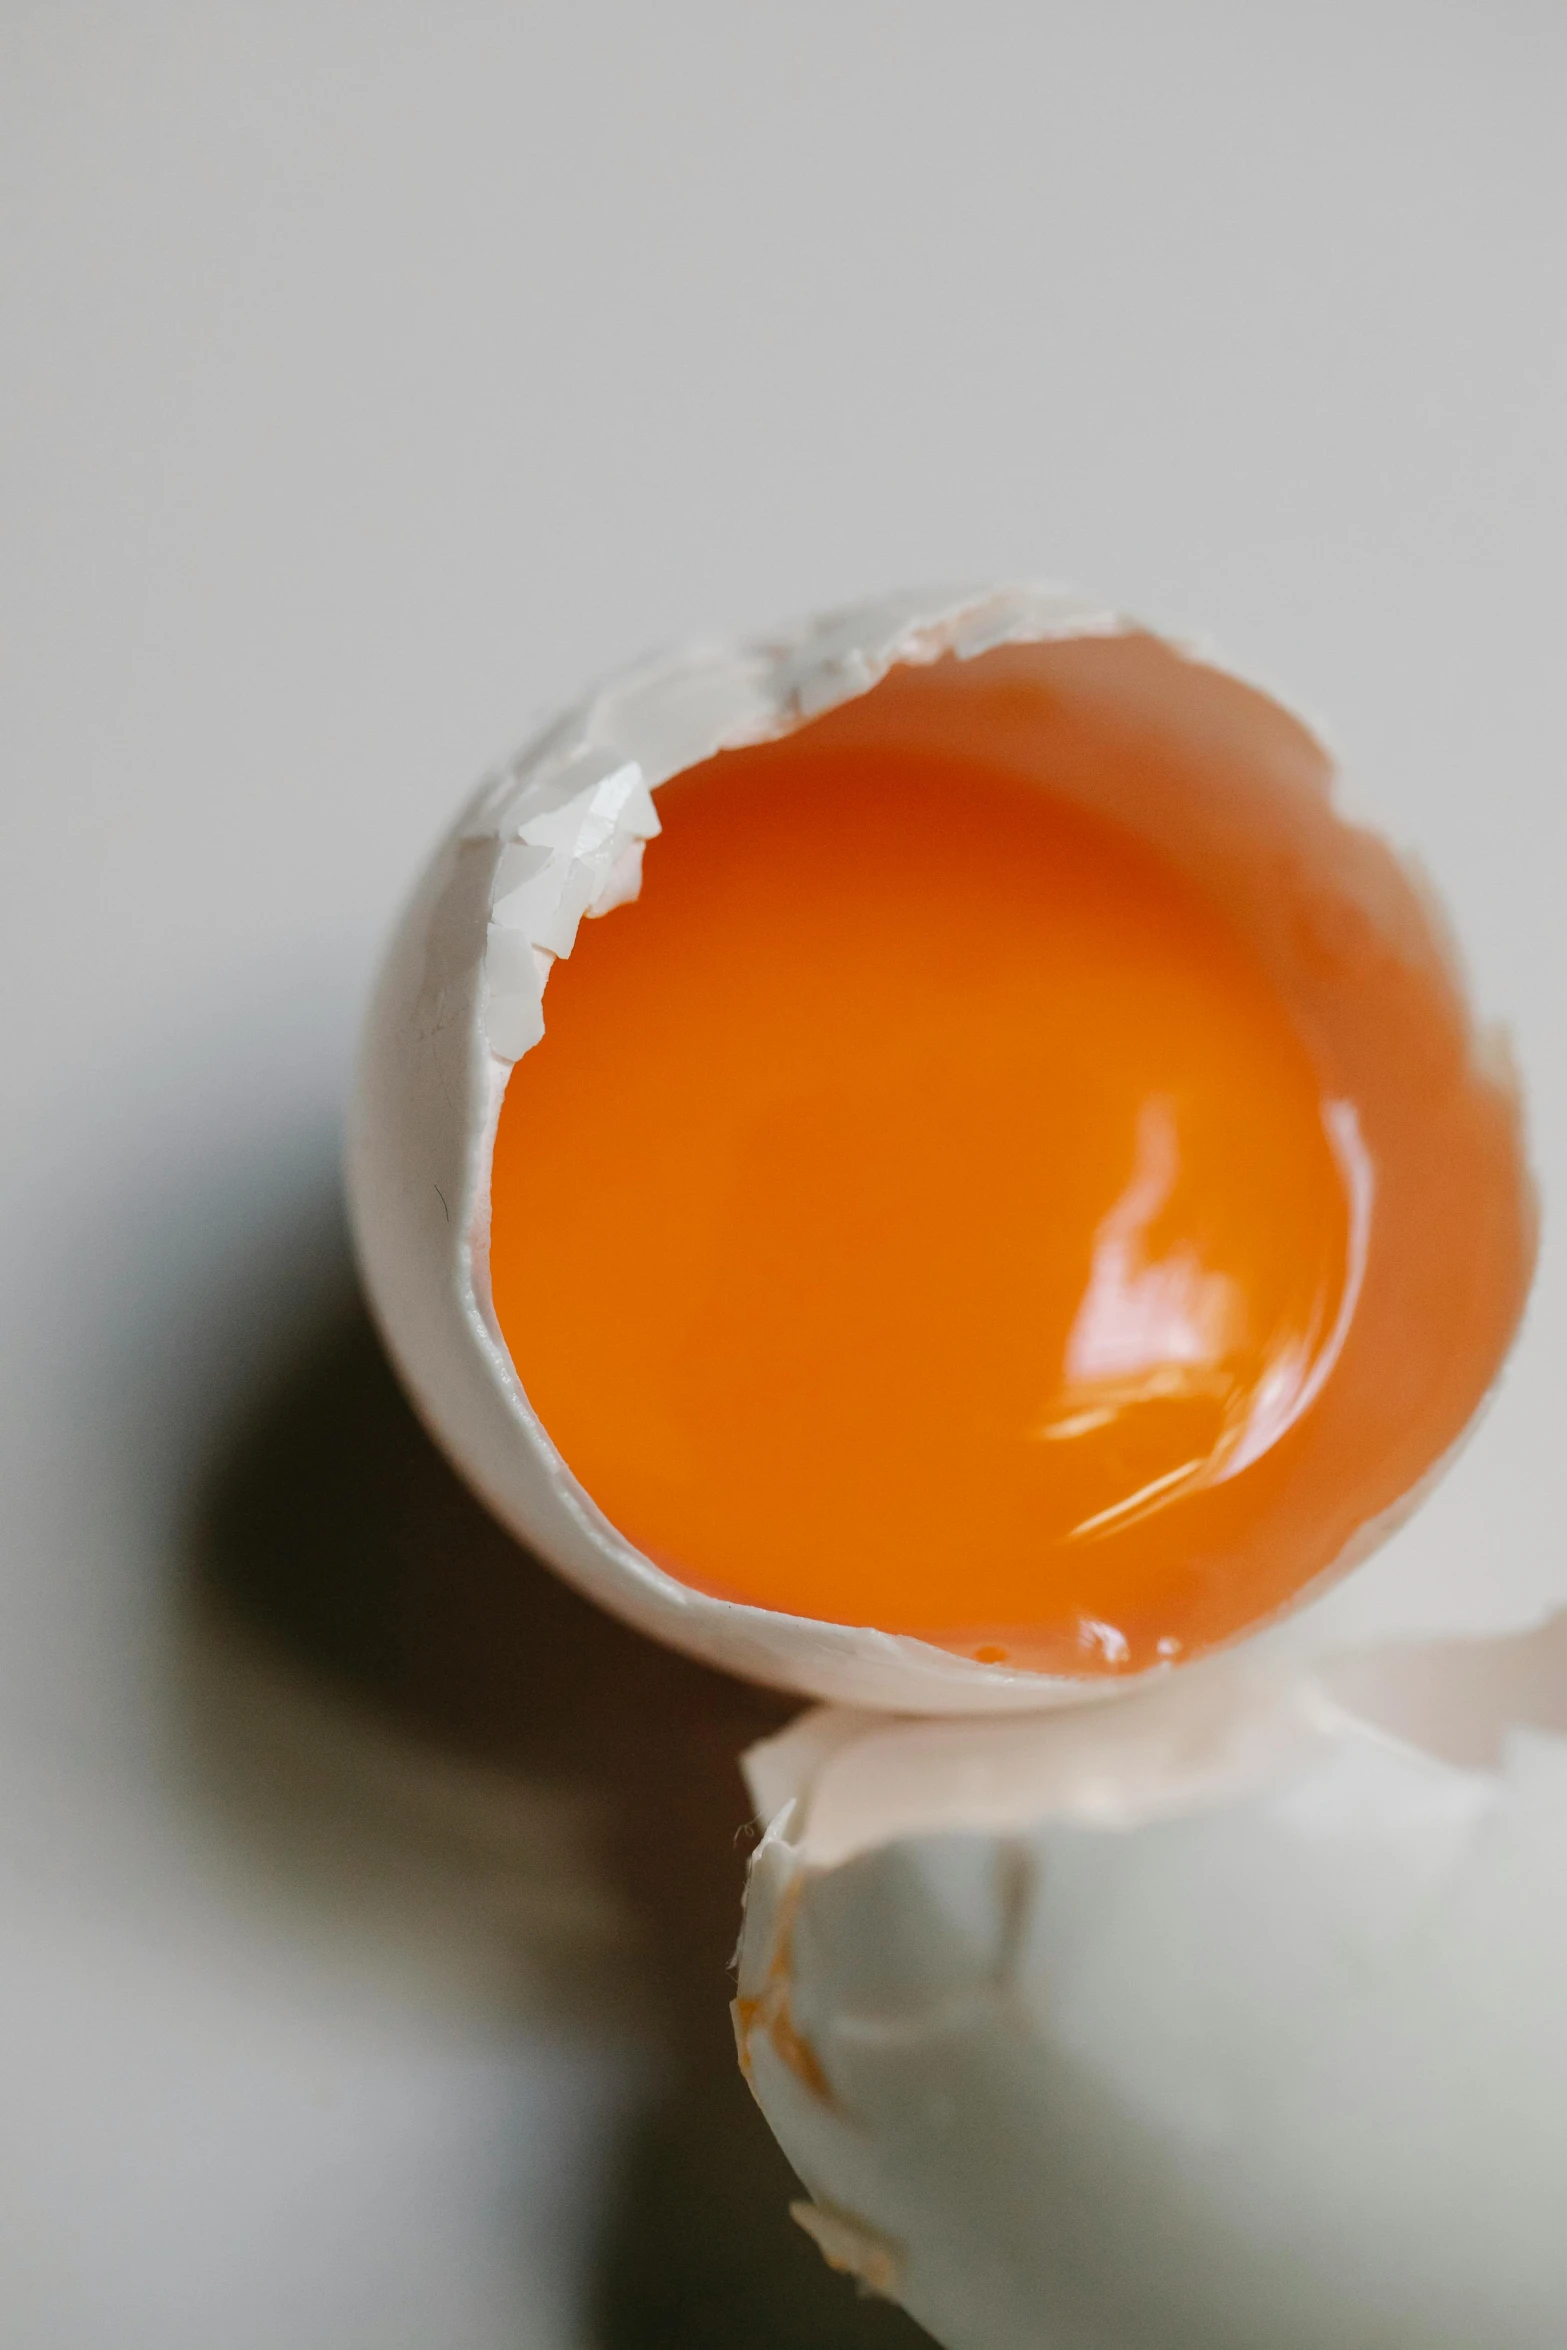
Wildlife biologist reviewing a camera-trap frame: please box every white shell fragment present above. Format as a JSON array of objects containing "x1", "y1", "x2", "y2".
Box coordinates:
[
  {"x1": 346, "y1": 580, "x2": 1530, "y2": 1712},
  {"x1": 735, "y1": 1619, "x2": 1567, "y2": 2350},
  {"x1": 483, "y1": 755, "x2": 662, "y2": 1059}
]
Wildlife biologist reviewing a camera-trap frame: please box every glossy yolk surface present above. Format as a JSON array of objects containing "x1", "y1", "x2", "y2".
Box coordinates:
[{"x1": 489, "y1": 740, "x2": 1356, "y2": 1676}]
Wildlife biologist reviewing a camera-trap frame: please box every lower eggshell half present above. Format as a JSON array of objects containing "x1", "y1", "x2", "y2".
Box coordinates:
[
  {"x1": 734, "y1": 1621, "x2": 1567, "y2": 2350},
  {"x1": 345, "y1": 583, "x2": 1534, "y2": 1711}
]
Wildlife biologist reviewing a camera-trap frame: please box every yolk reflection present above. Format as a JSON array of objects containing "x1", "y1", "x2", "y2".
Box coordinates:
[{"x1": 489, "y1": 740, "x2": 1358, "y2": 1676}]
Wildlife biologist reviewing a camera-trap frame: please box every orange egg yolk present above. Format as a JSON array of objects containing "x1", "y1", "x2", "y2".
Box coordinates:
[{"x1": 489, "y1": 740, "x2": 1358, "y2": 1676}]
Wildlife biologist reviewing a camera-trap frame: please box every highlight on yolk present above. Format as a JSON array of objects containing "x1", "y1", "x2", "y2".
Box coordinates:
[{"x1": 488, "y1": 736, "x2": 1367, "y2": 1677}]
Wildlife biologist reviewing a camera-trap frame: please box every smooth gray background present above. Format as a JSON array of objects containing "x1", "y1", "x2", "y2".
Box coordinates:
[{"x1": 2, "y1": 5, "x2": 1564, "y2": 2343}]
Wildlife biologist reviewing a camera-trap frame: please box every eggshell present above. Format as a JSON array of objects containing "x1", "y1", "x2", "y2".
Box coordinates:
[
  {"x1": 735, "y1": 1620, "x2": 1567, "y2": 2348},
  {"x1": 346, "y1": 583, "x2": 1531, "y2": 1711}
]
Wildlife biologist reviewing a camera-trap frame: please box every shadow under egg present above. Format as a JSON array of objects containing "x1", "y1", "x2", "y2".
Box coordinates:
[{"x1": 182, "y1": 1295, "x2": 930, "y2": 2347}]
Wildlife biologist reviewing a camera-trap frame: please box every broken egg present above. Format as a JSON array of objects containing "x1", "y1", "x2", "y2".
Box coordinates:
[
  {"x1": 735, "y1": 1620, "x2": 1567, "y2": 2348},
  {"x1": 346, "y1": 585, "x2": 1533, "y2": 1710}
]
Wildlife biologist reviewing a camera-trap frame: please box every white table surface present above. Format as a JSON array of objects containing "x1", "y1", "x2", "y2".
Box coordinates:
[{"x1": 3, "y1": 4, "x2": 1564, "y2": 2341}]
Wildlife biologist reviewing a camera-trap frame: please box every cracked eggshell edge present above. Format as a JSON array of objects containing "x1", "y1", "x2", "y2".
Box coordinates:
[
  {"x1": 343, "y1": 580, "x2": 1520, "y2": 1713},
  {"x1": 733, "y1": 1627, "x2": 1567, "y2": 2348}
]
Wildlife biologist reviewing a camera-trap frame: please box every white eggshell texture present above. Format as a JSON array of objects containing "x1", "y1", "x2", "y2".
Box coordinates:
[
  {"x1": 736, "y1": 1621, "x2": 1567, "y2": 2349},
  {"x1": 346, "y1": 582, "x2": 1530, "y2": 1712}
]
